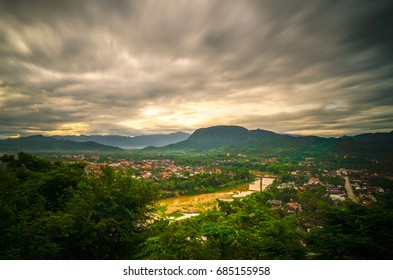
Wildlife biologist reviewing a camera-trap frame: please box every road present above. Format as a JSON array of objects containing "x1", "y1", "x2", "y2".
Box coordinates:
[{"x1": 344, "y1": 175, "x2": 358, "y2": 202}]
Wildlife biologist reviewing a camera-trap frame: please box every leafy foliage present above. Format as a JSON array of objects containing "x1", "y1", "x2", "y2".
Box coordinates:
[
  {"x1": 306, "y1": 202, "x2": 393, "y2": 259},
  {"x1": 0, "y1": 153, "x2": 158, "y2": 259},
  {"x1": 1, "y1": 153, "x2": 392, "y2": 260},
  {"x1": 159, "y1": 166, "x2": 254, "y2": 196},
  {"x1": 139, "y1": 192, "x2": 307, "y2": 260}
]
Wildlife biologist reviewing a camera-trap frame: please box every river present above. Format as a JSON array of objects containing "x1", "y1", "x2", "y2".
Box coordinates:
[{"x1": 159, "y1": 177, "x2": 276, "y2": 214}]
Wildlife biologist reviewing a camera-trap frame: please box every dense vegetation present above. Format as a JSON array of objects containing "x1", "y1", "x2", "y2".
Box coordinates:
[
  {"x1": 0, "y1": 153, "x2": 158, "y2": 259},
  {"x1": 141, "y1": 187, "x2": 393, "y2": 260},
  {"x1": 158, "y1": 167, "x2": 253, "y2": 196},
  {"x1": 1, "y1": 153, "x2": 392, "y2": 259}
]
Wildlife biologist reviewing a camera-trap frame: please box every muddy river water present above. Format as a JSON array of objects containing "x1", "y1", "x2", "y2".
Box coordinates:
[{"x1": 159, "y1": 177, "x2": 276, "y2": 214}]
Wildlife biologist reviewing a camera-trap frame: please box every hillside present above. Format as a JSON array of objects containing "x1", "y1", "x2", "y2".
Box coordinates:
[
  {"x1": 148, "y1": 125, "x2": 393, "y2": 158},
  {"x1": 0, "y1": 135, "x2": 123, "y2": 153},
  {"x1": 53, "y1": 132, "x2": 190, "y2": 149}
]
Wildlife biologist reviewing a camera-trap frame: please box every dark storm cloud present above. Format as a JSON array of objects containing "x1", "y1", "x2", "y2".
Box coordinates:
[{"x1": 0, "y1": 0, "x2": 392, "y2": 137}]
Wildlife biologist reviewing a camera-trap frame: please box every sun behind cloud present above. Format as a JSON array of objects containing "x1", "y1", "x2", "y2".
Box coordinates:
[
  {"x1": 0, "y1": 0, "x2": 392, "y2": 137},
  {"x1": 142, "y1": 108, "x2": 160, "y2": 116}
]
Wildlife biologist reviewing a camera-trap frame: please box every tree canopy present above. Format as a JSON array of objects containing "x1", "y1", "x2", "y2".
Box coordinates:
[{"x1": 0, "y1": 153, "x2": 159, "y2": 259}]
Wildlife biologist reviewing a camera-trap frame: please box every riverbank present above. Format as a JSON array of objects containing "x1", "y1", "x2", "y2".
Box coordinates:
[
  {"x1": 159, "y1": 174, "x2": 276, "y2": 214},
  {"x1": 159, "y1": 182, "x2": 250, "y2": 214}
]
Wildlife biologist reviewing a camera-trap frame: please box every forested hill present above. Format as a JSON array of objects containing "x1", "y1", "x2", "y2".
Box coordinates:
[
  {"x1": 0, "y1": 135, "x2": 122, "y2": 152},
  {"x1": 150, "y1": 125, "x2": 393, "y2": 158},
  {"x1": 53, "y1": 131, "x2": 190, "y2": 149}
]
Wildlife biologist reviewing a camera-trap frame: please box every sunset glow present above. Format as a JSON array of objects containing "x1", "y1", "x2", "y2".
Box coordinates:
[{"x1": 0, "y1": 0, "x2": 391, "y2": 138}]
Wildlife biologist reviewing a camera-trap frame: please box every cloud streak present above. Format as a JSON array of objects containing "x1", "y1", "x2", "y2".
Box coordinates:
[{"x1": 0, "y1": 0, "x2": 392, "y2": 138}]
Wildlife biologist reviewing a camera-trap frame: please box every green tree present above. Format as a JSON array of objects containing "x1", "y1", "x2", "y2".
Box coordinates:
[
  {"x1": 140, "y1": 191, "x2": 307, "y2": 260},
  {"x1": 306, "y1": 202, "x2": 393, "y2": 259},
  {"x1": 0, "y1": 154, "x2": 159, "y2": 259},
  {"x1": 58, "y1": 167, "x2": 159, "y2": 259}
]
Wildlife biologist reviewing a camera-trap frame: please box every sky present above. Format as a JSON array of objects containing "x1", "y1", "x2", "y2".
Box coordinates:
[{"x1": 0, "y1": 0, "x2": 392, "y2": 138}]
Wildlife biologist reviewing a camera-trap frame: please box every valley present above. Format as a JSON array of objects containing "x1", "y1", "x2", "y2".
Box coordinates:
[{"x1": 0, "y1": 125, "x2": 392, "y2": 260}]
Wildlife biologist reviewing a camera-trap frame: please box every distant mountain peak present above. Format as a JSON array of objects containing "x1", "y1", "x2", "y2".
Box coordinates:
[
  {"x1": 148, "y1": 125, "x2": 393, "y2": 159},
  {"x1": 51, "y1": 131, "x2": 190, "y2": 149},
  {"x1": 191, "y1": 125, "x2": 249, "y2": 136},
  {"x1": 27, "y1": 134, "x2": 46, "y2": 138},
  {"x1": 0, "y1": 135, "x2": 122, "y2": 152}
]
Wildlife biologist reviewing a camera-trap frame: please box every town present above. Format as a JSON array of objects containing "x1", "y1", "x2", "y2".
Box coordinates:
[
  {"x1": 1, "y1": 151, "x2": 392, "y2": 260},
  {"x1": 46, "y1": 152, "x2": 391, "y2": 208}
]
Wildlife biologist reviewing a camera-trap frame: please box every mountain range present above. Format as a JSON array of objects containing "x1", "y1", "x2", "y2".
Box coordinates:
[
  {"x1": 53, "y1": 132, "x2": 190, "y2": 149},
  {"x1": 146, "y1": 125, "x2": 393, "y2": 158},
  {"x1": 0, "y1": 132, "x2": 190, "y2": 153},
  {"x1": 0, "y1": 135, "x2": 122, "y2": 153},
  {"x1": 0, "y1": 126, "x2": 392, "y2": 158}
]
